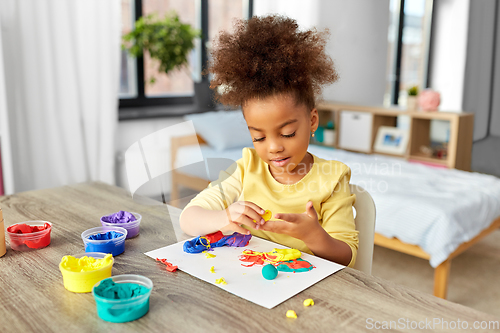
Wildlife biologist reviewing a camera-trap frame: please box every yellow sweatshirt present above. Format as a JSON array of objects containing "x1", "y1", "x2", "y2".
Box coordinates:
[{"x1": 181, "y1": 148, "x2": 358, "y2": 267}]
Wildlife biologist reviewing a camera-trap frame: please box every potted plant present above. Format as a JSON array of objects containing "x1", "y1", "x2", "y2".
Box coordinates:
[
  {"x1": 407, "y1": 85, "x2": 419, "y2": 110},
  {"x1": 122, "y1": 12, "x2": 211, "y2": 107}
]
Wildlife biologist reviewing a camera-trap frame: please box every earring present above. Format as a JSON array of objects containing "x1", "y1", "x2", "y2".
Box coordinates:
[{"x1": 311, "y1": 131, "x2": 315, "y2": 138}]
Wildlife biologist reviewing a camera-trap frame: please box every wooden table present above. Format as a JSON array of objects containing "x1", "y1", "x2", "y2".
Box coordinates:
[{"x1": 0, "y1": 182, "x2": 498, "y2": 332}]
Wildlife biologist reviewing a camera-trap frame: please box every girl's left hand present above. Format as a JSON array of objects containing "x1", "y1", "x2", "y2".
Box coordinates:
[{"x1": 259, "y1": 201, "x2": 322, "y2": 242}]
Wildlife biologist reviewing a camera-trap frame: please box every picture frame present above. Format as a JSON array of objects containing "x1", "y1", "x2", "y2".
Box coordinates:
[{"x1": 373, "y1": 126, "x2": 409, "y2": 155}]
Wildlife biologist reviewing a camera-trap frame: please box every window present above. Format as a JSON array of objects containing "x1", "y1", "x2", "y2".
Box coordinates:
[
  {"x1": 119, "y1": 0, "x2": 252, "y2": 113},
  {"x1": 384, "y1": 0, "x2": 434, "y2": 106}
]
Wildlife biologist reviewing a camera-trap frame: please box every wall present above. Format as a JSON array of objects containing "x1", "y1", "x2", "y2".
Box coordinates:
[
  {"x1": 429, "y1": 0, "x2": 469, "y2": 113},
  {"x1": 489, "y1": 3, "x2": 500, "y2": 137},
  {"x1": 317, "y1": 1, "x2": 390, "y2": 105},
  {"x1": 254, "y1": 0, "x2": 390, "y2": 105},
  {"x1": 462, "y1": 0, "x2": 497, "y2": 141},
  {"x1": 0, "y1": 11, "x2": 14, "y2": 195}
]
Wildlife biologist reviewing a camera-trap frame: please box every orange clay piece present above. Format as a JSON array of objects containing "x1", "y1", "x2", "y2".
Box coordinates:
[
  {"x1": 156, "y1": 258, "x2": 178, "y2": 272},
  {"x1": 281, "y1": 259, "x2": 313, "y2": 270}
]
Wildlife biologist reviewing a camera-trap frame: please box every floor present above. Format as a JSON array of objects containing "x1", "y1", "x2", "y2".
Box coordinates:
[{"x1": 372, "y1": 230, "x2": 500, "y2": 318}]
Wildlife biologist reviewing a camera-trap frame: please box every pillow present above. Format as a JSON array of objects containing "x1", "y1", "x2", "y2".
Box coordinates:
[{"x1": 184, "y1": 110, "x2": 254, "y2": 151}]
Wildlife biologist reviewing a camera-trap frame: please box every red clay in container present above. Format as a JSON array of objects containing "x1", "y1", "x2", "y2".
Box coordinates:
[{"x1": 7, "y1": 222, "x2": 52, "y2": 250}]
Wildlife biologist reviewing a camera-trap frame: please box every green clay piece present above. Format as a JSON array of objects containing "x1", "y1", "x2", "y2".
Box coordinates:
[{"x1": 262, "y1": 264, "x2": 278, "y2": 280}]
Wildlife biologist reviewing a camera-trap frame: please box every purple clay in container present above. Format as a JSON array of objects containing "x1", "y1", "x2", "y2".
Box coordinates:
[{"x1": 100, "y1": 211, "x2": 142, "y2": 239}]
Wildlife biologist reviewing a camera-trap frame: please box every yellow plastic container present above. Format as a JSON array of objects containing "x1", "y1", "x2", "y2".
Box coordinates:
[{"x1": 59, "y1": 252, "x2": 114, "y2": 293}]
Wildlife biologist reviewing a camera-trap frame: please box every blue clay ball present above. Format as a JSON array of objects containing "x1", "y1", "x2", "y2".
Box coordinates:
[{"x1": 262, "y1": 264, "x2": 278, "y2": 280}]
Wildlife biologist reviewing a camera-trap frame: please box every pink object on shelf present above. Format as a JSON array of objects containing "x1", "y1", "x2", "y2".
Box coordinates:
[{"x1": 418, "y1": 89, "x2": 441, "y2": 111}]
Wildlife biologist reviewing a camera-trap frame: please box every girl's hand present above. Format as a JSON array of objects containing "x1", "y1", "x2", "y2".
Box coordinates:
[
  {"x1": 260, "y1": 201, "x2": 322, "y2": 242},
  {"x1": 221, "y1": 201, "x2": 266, "y2": 235}
]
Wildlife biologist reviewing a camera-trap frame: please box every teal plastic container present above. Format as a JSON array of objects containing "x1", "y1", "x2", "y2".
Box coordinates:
[{"x1": 92, "y1": 274, "x2": 153, "y2": 323}]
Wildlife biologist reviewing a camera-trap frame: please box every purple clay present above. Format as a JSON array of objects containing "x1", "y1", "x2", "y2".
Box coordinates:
[
  {"x1": 101, "y1": 211, "x2": 141, "y2": 239},
  {"x1": 101, "y1": 211, "x2": 136, "y2": 223}
]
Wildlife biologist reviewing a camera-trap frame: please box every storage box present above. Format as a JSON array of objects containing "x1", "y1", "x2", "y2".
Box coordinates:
[{"x1": 338, "y1": 110, "x2": 373, "y2": 153}]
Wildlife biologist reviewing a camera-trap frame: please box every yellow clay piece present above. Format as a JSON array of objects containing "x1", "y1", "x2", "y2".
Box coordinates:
[
  {"x1": 303, "y1": 299, "x2": 314, "y2": 307},
  {"x1": 210, "y1": 266, "x2": 215, "y2": 273},
  {"x1": 215, "y1": 277, "x2": 227, "y2": 285},
  {"x1": 272, "y1": 248, "x2": 301, "y2": 262},
  {"x1": 60, "y1": 254, "x2": 113, "y2": 272},
  {"x1": 253, "y1": 209, "x2": 272, "y2": 223},
  {"x1": 262, "y1": 210, "x2": 272, "y2": 221},
  {"x1": 240, "y1": 248, "x2": 301, "y2": 265},
  {"x1": 199, "y1": 237, "x2": 211, "y2": 248},
  {"x1": 286, "y1": 310, "x2": 297, "y2": 319},
  {"x1": 204, "y1": 251, "x2": 216, "y2": 258}
]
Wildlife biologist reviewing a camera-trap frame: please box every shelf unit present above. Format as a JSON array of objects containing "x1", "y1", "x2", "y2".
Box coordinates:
[{"x1": 315, "y1": 101, "x2": 474, "y2": 171}]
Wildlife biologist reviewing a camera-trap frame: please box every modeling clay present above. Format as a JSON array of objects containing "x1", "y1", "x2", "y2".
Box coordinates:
[
  {"x1": 303, "y1": 299, "x2": 314, "y2": 307},
  {"x1": 215, "y1": 277, "x2": 227, "y2": 285},
  {"x1": 204, "y1": 251, "x2": 216, "y2": 258},
  {"x1": 286, "y1": 310, "x2": 297, "y2": 319},
  {"x1": 100, "y1": 211, "x2": 141, "y2": 239},
  {"x1": 7, "y1": 223, "x2": 52, "y2": 249},
  {"x1": 84, "y1": 230, "x2": 126, "y2": 255},
  {"x1": 101, "y1": 211, "x2": 137, "y2": 223},
  {"x1": 239, "y1": 250, "x2": 266, "y2": 266},
  {"x1": 210, "y1": 266, "x2": 215, "y2": 273},
  {"x1": 205, "y1": 231, "x2": 224, "y2": 243},
  {"x1": 60, "y1": 254, "x2": 113, "y2": 272},
  {"x1": 262, "y1": 264, "x2": 278, "y2": 280},
  {"x1": 7, "y1": 223, "x2": 51, "y2": 234},
  {"x1": 94, "y1": 279, "x2": 149, "y2": 299},
  {"x1": 239, "y1": 248, "x2": 301, "y2": 266},
  {"x1": 262, "y1": 210, "x2": 272, "y2": 221},
  {"x1": 276, "y1": 259, "x2": 314, "y2": 273},
  {"x1": 156, "y1": 258, "x2": 178, "y2": 272},
  {"x1": 213, "y1": 233, "x2": 252, "y2": 247},
  {"x1": 183, "y1": 232, "x2": 251, "y2": 254},
  {"x1": 87, "y1": 231, "x2": 123, "y2": 240},
  {"x1": 253, "y1": 209, "x2": 272, "y2": 223}
]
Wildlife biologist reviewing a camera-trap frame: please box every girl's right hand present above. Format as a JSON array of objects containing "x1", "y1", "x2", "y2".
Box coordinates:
[{"x1": 222, "y1": 201, "x2": 266, "y2": 235}]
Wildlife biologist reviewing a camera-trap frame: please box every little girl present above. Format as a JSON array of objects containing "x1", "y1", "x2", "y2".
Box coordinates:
[{"x1": 180, "y1": 15, "x2": 358, "y2": 267}]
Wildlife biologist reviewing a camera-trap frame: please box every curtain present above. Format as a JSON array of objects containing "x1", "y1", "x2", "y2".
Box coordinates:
[
  {"x1": 0, "y1": 11, "x2": 13, "y2": 195},
  {"x1": 0, "y1": 0, "x2": 120, "y2": 192}
]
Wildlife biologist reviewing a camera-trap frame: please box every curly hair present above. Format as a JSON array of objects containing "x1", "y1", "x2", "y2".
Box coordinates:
[{"x1": 208, "y1": 15, "x2": 338, "y2": 109}]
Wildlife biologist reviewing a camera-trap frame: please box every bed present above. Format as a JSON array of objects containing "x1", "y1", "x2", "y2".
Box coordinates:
[{"x1": 170, "y1": 132, "x2": 500, "y2": 299}]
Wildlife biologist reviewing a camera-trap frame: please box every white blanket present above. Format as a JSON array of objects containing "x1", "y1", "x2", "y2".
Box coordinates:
[{"x1": 176, "y1": 144, "x2": 500, "y2": 267}]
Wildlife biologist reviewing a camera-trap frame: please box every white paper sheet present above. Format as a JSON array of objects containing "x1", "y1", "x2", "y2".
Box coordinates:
[{"x1": 145, "y1": 236, "x2": 344, "y2": 309}]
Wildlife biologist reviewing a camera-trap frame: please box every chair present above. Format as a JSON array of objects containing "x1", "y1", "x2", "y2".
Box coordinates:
[{"x1": 350, "y1": 184, "x2": 376, "y2": 275}]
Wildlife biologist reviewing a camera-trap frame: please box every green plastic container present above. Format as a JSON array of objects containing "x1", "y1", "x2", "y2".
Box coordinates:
[{"x1": 92, "y1": 274, "x2": 153, "y2": 323}]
